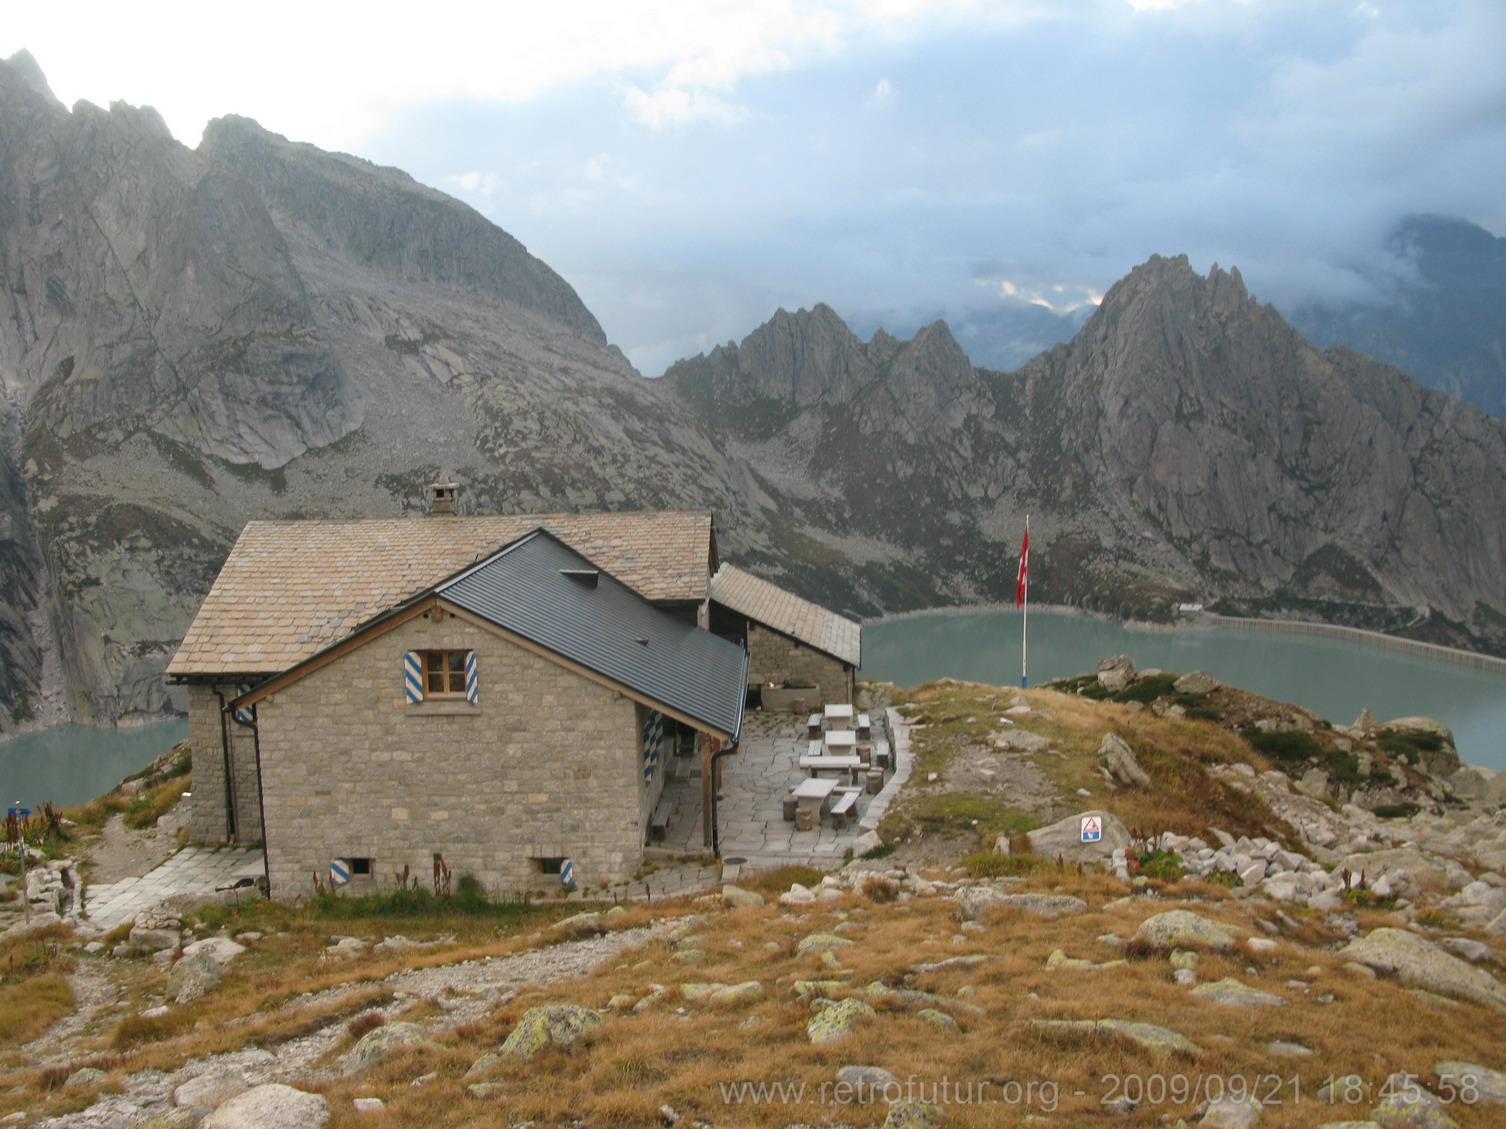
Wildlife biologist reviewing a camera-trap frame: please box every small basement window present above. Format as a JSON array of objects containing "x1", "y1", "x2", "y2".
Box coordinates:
[
  {"x1": 350, "y1": 857, "x2": 372, "y2": 877},
  {"x1": 535, "y1": 857, "x2": 566, "y2": 876}
]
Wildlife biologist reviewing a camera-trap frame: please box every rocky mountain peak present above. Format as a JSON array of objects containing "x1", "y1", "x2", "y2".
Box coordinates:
[{"x1": 2, "y1": 49, "x2": 64, "y2": 111}]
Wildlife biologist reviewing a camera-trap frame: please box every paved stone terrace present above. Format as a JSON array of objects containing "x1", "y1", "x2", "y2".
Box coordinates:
[
  {"x1": 656, "y1": 707, "x2": 910, "y2": 874},
  {"x1": 84, "y1": 846, "x2": 265, "y2": 931}
]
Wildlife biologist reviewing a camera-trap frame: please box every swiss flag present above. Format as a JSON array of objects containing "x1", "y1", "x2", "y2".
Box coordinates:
[{"x1": 1015, "y1": 521, "x2": 1029, "y2": 608}]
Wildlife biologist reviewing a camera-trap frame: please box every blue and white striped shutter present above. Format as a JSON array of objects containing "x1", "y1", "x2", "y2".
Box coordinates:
[
  {"x1": 560, "y1": 858, "x2": 574, "y2": 888},
  {"x1": 403, "y1": 652, "x2": 423, "y2": 703},
  {"x1": 233, "y1": 683, "x2": 255, "y2": 725},
  {"x1": 465, "y1": 650, "x2": 479, "y2": 703},
  {"x1": 642, "y1": 710, "x2": 664, "y2": 783},
  {"x1": 330, "y1": 858, "x2": 350, "y2": 887}
]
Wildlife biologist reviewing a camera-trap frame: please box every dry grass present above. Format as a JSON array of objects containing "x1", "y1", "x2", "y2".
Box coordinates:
[
  {"x1": 251, "y1": 874, "x2": 1506, "y2": 1129},
  {"x1": 0, "y1": 926, "x2": 77, "y2": 1050}
]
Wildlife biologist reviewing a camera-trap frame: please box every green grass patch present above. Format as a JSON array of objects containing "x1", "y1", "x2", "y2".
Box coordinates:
[
  {"x1": 904, "y1": 793, "x2": 1037, "y2": 837},
  {"x1": 1243, "y1": 729, "x2": 1323, "y2": 762},
  {"x1": 308, "y1": 880, "x2": 550, "y2": 923},
  {"x1": 1376, "y1": 730, "x2": 1444, "y2": 766},
  {"x1": 1111, "y1": 673, "x2": 1179, "y2": 704},
  {"x1": 1322, "y1": 748, "x2": 1365, "y2": 785}
]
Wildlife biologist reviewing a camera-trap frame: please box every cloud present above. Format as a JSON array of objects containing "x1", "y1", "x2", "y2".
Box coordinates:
[{"x1": 7, "y1": 0, "x2": 1502, "y2": 376}]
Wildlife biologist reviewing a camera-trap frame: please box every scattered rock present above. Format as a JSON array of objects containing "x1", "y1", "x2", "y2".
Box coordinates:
[
  {"x1": 1432, "y1": 1061, "x2": 1506, "y2": 1107},
  {"x1": 63, "y1": 1067, "x2": 108, "y2": 1089},
  {"x1": 167, "y1": 951, "x2": 225, "y2": 1003},
  {"x1": 709, "y1": 981, "x2": 766, "y2": 1007},
  {"x1": 1174, "y1": 671, "x2": 1221, "y2": 694},
  {"x1": 836, "y1": 1065, "x2": 900, "y2": 1097},
  {"x1": 806, "y1": 998, "x2": 877, "y2": 1045},
  {"x1": 721, "y1": 885, "x2": 764, "y2": 908},
  {"x1": 174, "y1": 1069, "x2": 250, "y2": 1109},
  {"x1": 1339, "y1": 929, "x2": 1506, "y2": 1011},
  {"x1": 1368, "y1": 1073, "x2": 1460, "y2": 1128},
  {"x1": 1199, "y1": 1096, "x2": 1263, "y2": 1128},
  {"x1": 338, "y1": 1021, "x2": 442, "y2": 1077},
  {"x1": 202, "y1": 1084, "x2": 329, "y2": 1129},
  {"x1": 955, "y1": 888, "x2": 1086, "y2": 921},
  {"x1": 1097, "y1": 655, "x2": 1137, "y2": 694},
  {"x1": 917, "y1": 1008, "x2": 961, "y2": 1034},
  {"x1": 797, "y1": 933, "x2": 854, "y2": 957},
  {"x1": 1025, "y1": 809, "x2": 1132, "y2": 864},
  {"x1": 1131, "y1": 910, "x2": 1236, "y2": 953},
  {"x1": 1030, "y1": 1018, "x2": 1205, "y2": 1058},
  {"x1": 1190, "y1": 978, "x2": 1288, "y2": 1008},
  {"x1": 499, "y1": 1005, "x2": 603, "y2": 1059},
  {"x1": 181, "y1": 937, "x2": 248, "y2": 965},
  {"x1": 883, "y1": 1097, "x2": 945, "y2": 1128}
]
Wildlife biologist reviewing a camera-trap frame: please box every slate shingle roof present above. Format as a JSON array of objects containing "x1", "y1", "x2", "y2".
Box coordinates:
[
  {"x1": 710, "y1": 564, "x2": 861, "y2": 668},
  {"x1": 439, "y1": 532, "x2": 747, "y2": 739},
  {"x1": 168, "y1": 511, "x2": 714, "y2": 677}
]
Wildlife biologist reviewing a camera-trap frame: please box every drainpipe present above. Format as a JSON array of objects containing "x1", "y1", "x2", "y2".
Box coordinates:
[
  {"x1": 211, "y1": 687, "x2": 238, "y2": 842},
  {"x1": 228, "y1": 706, "x2": 273, "y2": 899},
  {"x1": 708, "y1": 738, "x2": 740, "y2": 856}
]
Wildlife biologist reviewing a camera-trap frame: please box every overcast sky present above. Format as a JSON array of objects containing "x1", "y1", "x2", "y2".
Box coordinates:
[{"x1": 8, "y1": 0, "x2": 1505, "y2": 375}]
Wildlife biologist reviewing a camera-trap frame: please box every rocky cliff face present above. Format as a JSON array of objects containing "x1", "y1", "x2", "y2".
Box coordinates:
[
  {"x1": 668, "y1": 257, "x2": 1506, "y2": 653},
  {"x1": 0, "y1": 53, "x2": 775, "y2": 735},
  {"x1": 1290, "y1": 215, "x2": 1506, "y2": 422}
]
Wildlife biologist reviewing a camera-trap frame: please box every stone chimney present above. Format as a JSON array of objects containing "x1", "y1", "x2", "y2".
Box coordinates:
[{"x1": 429, "y1": 478, "x2": 459, "y2": 516}]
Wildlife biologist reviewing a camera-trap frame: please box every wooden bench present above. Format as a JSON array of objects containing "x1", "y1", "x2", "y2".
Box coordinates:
[
  {"x1": 648, "y1": 797, "x2": 674, "y2": 841},
  {"x1": 856, "y1": 712, "x2": 871, "y2": 738},
  {"x1": 807, "y1": 713, "x2": 823, "y2": 739},
  {"x1": 829, "y1": 787, "x2": 860, "y2": 829}
]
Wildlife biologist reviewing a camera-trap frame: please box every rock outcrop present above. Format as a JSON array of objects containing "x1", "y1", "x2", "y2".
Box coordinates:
[{"x1": 0, "y1": 52, "x2": 775, "y2": 732}]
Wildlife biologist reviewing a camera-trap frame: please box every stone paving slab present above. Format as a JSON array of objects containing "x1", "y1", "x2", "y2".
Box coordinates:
[{"x1": 84, "y1": 846, "x2": 265, "y2": 930}]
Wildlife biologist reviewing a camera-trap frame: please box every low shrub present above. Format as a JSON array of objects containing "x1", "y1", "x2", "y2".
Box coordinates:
[
  {"x1": 1112, "y1": 674, "x2": 1179, "y2": 704},
  {"x1": 1243, "y1": 729, "x2": 1323, "y2": 762}
]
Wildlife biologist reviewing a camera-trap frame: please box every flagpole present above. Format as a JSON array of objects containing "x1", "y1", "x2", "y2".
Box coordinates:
[{"x1": 1021, "y1": 515, "x2": 1030, "y2": 690}]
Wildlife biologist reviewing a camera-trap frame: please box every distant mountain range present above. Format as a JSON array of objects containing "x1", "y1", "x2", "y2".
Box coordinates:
[
  {"x1": 2, "y1": 50, "x2": 1504, "y2": 736},
  {"x1": 851, "y1": 216, "x2": 1506, "y2": 423}
]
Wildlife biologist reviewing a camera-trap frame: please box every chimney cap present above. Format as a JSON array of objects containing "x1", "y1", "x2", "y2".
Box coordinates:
[{"x1": 429, "y1": 478, "x2": 460, "y2": 516}]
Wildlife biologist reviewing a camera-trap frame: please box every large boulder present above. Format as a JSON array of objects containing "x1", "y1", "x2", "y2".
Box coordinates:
[
  {"x1": 1097, "y1": 655, "x2": 1137, "y2": 694},
  {"x1": 806, "y1": 998, "x2": 877, "y2": 1045},
  {"x1": 167, "y1": 952, "x2": 225, "y2": 1003},
  {"x1": 499, "y1": 1005, "x2": 603, "y2": 1059},
  {"x1": 1098, "y1": 733, "x2": 1151, "y2": 787},
  {"x1": 1131, "y1": 910, "x2": 1236, "y2": 953},
  {"x1": 1340, "y1": 929, "x2": 1506, "y2": 1011},
  {"x1": 202, "y1": 1084, "x2": 329, "y2": 1129},
  {"x1": 955, "y1": 888, "x2": 1086, "y2": 921},
  {"x1": 174, "y1": 1069, "x2": 250, "y2": 1109},
  {"x1": 1174, "y1": 671, "x2": 1221, "y2": 695},
  {"x1": 1030, "y1": 1018, "x2": 1204, "y2": 1058},
  {"x1": 338, "y1": 1021, "x2": 442, "y2": 1077},
  {"x1": 1026, "y1": 810, "x2": 1131, "y2": 865}
]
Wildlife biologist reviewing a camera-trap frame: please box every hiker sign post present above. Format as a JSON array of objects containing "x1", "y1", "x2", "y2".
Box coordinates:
[{"x1": 1080, "y1": 815, "x2": 1102, "y2": 843}]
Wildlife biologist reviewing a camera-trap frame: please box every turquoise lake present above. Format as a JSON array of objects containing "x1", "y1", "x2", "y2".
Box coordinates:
[
  {"x1": 863, "y1": 610, "x2": 1506, "y2": 772},
  {"x1": 0, "y1": 719, "x2": 189, "y2": 809}
]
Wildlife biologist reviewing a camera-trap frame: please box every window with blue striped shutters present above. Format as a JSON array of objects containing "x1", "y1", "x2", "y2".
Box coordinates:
[
  {"x1": 642, "y1": 709, "x2": 664, "y2": 783},
  {"x1": 405, "y1": 650, "x2": 478, "y2": 703}
]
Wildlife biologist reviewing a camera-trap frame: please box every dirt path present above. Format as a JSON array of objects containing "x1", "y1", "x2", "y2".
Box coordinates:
[{"x1": 84, "y1": 811, "x2": 183, "y2": 885}]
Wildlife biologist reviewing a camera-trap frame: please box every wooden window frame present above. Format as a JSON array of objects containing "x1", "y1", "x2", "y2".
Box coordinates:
[{"x1": 421, "y1": 649, "x2": 469, "y2": 698}]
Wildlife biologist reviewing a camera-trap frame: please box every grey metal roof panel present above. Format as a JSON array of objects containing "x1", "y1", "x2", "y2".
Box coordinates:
[{"x1": 438, "y1": 530, "x2": 746, "y2": 740}]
